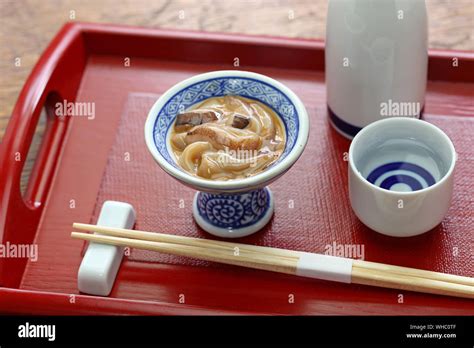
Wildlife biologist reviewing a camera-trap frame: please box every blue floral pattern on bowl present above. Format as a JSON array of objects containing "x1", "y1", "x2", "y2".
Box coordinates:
[
  {"x1": 152, "y1": 77, "x2": 299, "y2": 169},
  {"x1": 196, "y1": 188, "x2": 271, "y2": 229}
]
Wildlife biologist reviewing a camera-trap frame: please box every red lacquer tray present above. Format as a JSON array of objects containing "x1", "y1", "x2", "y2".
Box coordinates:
[{"x1": 0, "y1": 22, "x2": 473, "y2": 315}]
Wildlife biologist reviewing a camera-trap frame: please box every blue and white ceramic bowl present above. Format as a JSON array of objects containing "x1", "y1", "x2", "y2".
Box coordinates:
[{"x1": 145, "y1": 70, "x2": 309, "y2": 238}]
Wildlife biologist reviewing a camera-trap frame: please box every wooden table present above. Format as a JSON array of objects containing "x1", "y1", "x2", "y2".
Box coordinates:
[{"x1": 1, "y1": 0, "x2": 473, "y2": 188}]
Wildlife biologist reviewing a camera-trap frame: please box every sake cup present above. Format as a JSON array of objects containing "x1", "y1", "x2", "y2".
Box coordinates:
[
  {"x1": 144, "y1": 70, "x2": 309, "y2": 238},
  {"x1": 348, "y1": 118, "x2": 456, "y2": 237}
]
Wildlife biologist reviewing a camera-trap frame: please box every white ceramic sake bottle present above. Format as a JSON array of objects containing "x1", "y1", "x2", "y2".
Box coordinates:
[{"x1": 325, "y1": 0, "x2": 428, "y2": 139}]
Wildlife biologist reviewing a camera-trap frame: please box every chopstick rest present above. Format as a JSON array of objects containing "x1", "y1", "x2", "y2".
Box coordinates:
[
  {"x1": 296, "y1": 252, "x2": 353, "y2": 283},
  {"x1": 77, "y1": 201, "x2": 136, "y2": 296}
]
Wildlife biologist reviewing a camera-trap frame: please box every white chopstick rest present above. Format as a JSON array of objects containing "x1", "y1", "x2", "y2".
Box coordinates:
[
  {"x1": 296, "y1": 253, "x2": 353, "y2": 283},
  {"x1": 77, "y1": 201, "x2": 136, "y2": 296}
]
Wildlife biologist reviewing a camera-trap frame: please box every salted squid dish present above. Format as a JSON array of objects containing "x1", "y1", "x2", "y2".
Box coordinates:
[{"x1": 170, "y1": 96, "x2": 286, "y2": 180}]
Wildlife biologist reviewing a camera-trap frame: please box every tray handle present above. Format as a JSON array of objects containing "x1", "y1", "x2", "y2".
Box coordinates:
[
  {"x1": 22, "y1": 93, "x2": 70, "y2": 208},
  {"x1": 0, "y1": 23, "x2": 86, "y2": 287}
]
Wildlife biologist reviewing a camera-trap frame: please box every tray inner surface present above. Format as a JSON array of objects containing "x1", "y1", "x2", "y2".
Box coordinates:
[{"x1": 18, "y1": 53, "x2": 474, "y2": 314}]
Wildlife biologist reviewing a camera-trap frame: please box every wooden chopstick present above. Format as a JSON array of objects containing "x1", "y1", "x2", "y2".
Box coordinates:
[
  {"x1": 71, "y1": 232, "x2": 297, "y2": 275},
  {"x1": 72, "y1": 222, "x2": 301, "y2": 260},
  {"x1": 351, "y1": 267, "x2": 474, "y2": 299},
  {"x1": 73, "y1": 222, "x2": 473, "y2": 286},
  {"x1": 71, "y1": 225, "x2": 474, "y2": 299},
  {"x1": 353, "y1": 259, "x2": 474, "y2": 287}
]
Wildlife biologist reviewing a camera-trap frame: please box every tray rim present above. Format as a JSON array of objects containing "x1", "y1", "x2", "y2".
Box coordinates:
[{"x1": 0, "y1": 22, "x2": 473, "y2": 315}]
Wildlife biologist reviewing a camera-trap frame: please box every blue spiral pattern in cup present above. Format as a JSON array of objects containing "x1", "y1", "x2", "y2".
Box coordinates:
[{"x1": 366, "y1": 162, "x2": 436, "y2": 192}]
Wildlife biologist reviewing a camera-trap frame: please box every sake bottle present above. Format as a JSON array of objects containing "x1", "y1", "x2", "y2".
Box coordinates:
[{"x1": 326, "y1": 0, "x2": 428, "y2": 139}]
